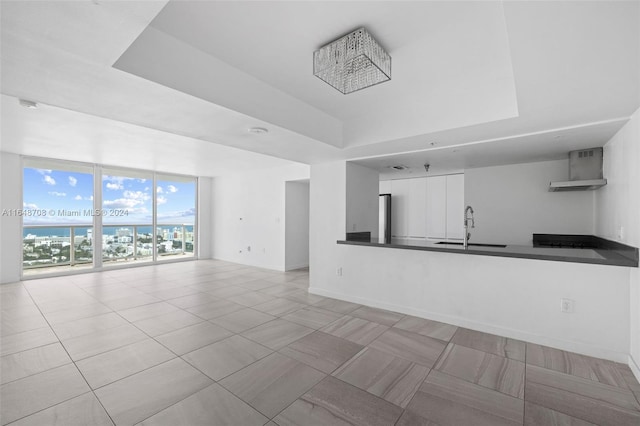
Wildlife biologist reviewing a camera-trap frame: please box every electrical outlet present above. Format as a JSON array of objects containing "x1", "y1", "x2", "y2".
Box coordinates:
[
  {"x1": 337, "y1": 267, "x2": 343, "y2": 276},
  {"x1": 247, "y1": 246, "x2": 251, "y2": 252},
  {"x1": 352, "y1": 224, "x2": 356, "y2": 231},
  {"x1": 560, "y1": 298, "x2": 575, "y2": 313}
]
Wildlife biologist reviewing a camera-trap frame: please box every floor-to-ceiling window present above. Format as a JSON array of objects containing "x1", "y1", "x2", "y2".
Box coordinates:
[
  {"x1": 22, "y1": 159, "x2": 94, "y2": 276},
  {"x1": 156, "y1": 174, "x2": 196, "y2": 261},
  {"x1": 101, "y1": 168, "x2": 154, "y2": 266},
  {"x1": 22, "y1": 158, "x2": 198, "y2": 277}
]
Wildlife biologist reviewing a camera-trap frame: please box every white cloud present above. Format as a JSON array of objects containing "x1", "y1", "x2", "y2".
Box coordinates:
[
  {"x1": 123, "y1": 190, "x2": 150, "y2": 201},
  {"x1": 103, "y1": 175, "x2": 132, "y2": 190},
  {"x1": 35, "y1": 169, "x2": 52, "y2": 175},
  {"x1": 87, "y1": 195, "x2": 94, "y2": 201},
  {"x1": 74, "y1": 195, "x2": 83, "y2": 200},
  {"x1": 156, "y1": 186, "x2": 163, "y2": 194},
  {"x1": 43, "y1": 175, "x2": 56, "y2": 185},
  {"x1": 103, "y1": 191, "x2": 149, "y2": 210},
  {"x1": 103, "y1": 198, "x2": 141, "y2": 209},
  {"x1": 23, "y1": 202, "x2": 38, "y2": 209},
  {"x1": 68, "y1": 176, "x2": 77, "y2": 187},
  {"x1": 157, "y1": 196, "x2": 168, "y2": 205},
  {"x1": 48, "y1": 191, "x2": 66, "y2": 197},
  {"x1": 157, "y1": 207, "x2": 196, "y2": 220},
  {"x1": 167, "y1": 185, "x2": 178, "y2": 193},
  {"x1": 105, "y1": 182, "x2": 122, "y2": 190}
]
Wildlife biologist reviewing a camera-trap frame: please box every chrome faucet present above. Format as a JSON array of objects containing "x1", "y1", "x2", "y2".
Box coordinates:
[{"x1": 463, "y1": 205, "x2": 475, "y2": 249}]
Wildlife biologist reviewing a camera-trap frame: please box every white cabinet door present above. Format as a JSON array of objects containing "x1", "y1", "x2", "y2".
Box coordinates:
[
  {"x1": 446, "y1": 174, "x2": 465, "y2": 240},
  {"x1": 426, "y1": 176, "x2": 447, "y2": 239},
  {"x1": 407, "y1": 178, "x2": 427, "y2": 238},
  {"x1": 390, "y1": 179, "x2": 410, "y2": 237},
  {"x1": 379, "y1": 180, "x2": 391, "y2": 194}
]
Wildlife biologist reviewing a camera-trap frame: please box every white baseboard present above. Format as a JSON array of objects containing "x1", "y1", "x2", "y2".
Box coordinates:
[
  {"x1": 309, "y1": 287, "x2": 630, "y2": 364},
  {"x1": 629, "y1": 355, "x2": 640, "y2": 385},
  {"x1": 285, "y1": 262, "x2": 309, "y2": 271}
]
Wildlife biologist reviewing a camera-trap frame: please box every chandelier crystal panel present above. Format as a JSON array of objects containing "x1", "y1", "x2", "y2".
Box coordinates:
[{"x1": 313, "y1": 27, "x2": 391, "y2": 94}]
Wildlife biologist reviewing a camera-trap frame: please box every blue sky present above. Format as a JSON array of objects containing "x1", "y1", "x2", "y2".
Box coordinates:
[{"x1": 23, "y1": 168, "x2": 195, "y2": 225}]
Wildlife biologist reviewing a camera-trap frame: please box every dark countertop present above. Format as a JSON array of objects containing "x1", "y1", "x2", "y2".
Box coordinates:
[{"x1": 337, "y1": 237, "x2": 638, "y2": 267}]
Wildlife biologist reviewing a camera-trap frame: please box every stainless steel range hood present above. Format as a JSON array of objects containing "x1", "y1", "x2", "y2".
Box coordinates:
[{"x1": 549, "y1": 148, "x2": 607, "y2": 192}]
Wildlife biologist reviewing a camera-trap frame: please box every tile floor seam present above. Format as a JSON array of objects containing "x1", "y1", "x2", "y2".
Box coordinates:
[
  {"x1": 523, "y1": 338, "x2": 528, "y2": 425},
  {"x1": 0, "y1": 358, "x2": 74, "y2": 387},
  {"x1": 2, "y1": 390, "x2": 108, "y2": 426},
  {"x1": 7, "y1": 262, "x2": 640, "y2": 426},
  {"x1": 0, "y1": 328, "x2": 60, "y2": 358},
  {"x1": 526, "y1": 364, "x2": 640, "y2": 396},
  {"x1": 178, "y1": 342, "x2": 273, "y2": 384},
  {"x1": 18, "y1": 282, "x2": 118, "y2": 426},
  {"x1": 524, "y1": 379, "x2": 640, "y2": 424},
  {"x1": 216, "y1": 351, "x2": 329, "y2": 420},
  {"x1": 127, "y1": 383, "x2": 218, "y2": 426},
  {"x1": 93, "y1": 360, "x2": 213, "y2": 426},
  {"x1": 84, "y1": 356, "x2": 182, "y2": 393}
]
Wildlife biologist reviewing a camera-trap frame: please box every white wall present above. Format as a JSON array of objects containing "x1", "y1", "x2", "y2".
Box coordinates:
[
  {"x1": 1, "y1": 152, "x2": 22, "y2": 284},
  {"x1": 346, "y1": 162, "x2": 379, "y2": 238},
  {"x1": 285, "y1": 181, "x2": 310, "y2": 271},
  {"x1": 197, "y1": 177, "x2": 213, "y2": 259},
  {"x1": 310, "y1": 161, "x2": 346, "y2": 289},
  {"x1": 211, "y1": 163, "x2": 310, "y2": 271},
  {"x1": 465, "y1": 160, "x2": 595, "y2": 245},
  {"x1": 595, "y1": 108, "x2": 640, "y2": 378},
  {"x1": 310, "y1": 159, "x2": 632, "y2": 363}
]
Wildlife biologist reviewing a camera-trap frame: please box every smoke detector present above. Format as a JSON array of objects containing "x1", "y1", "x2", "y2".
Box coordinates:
[
  {"x1": 19, "y1": 99, "x2": 38, "y2": 109},
  {"x1": 248, "y1": 127, "x2": 268, "y2": 134}
]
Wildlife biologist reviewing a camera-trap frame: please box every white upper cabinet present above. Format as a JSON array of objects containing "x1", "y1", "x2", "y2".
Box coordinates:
[
  {"x1": 445, "y1": 174, "x2": 465, "y2": 240},
  {"x1": 407, "y1": 178, "x2": 427, "y2": 238},
  {"x1": 390, "y1": 179, "x2": 410, "y2": 237},
  {"x1": 388, "y1": 174, "x2": 464, "y2": 241},
  {"x1": 426, "y1": 176, "x2": 447, "y2": 239}
]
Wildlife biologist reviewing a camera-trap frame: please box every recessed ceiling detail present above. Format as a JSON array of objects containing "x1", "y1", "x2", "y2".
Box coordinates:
[
  {"x1": 114, "y1": 1, "x2": 519, "y2": 148},
  {"x1": 1, "y1": 1, "x2": 638, "y2": 172}
]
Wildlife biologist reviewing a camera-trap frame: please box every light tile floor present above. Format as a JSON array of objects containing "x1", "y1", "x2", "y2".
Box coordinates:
[{"x1": 2, "y1": 259, "x2": 640, "y2": 425}]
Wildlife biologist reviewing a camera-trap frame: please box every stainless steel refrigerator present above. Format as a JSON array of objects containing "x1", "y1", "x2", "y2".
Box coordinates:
[{"x1": 379, "y1": 194, "x2": 391, "y2": 243}]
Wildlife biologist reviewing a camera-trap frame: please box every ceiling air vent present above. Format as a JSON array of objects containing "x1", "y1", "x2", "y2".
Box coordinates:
[{"x1": 389, "y1": 165, "x2": 409, "y2": 171}]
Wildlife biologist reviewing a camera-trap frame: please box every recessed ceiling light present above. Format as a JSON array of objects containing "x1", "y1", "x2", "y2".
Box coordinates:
[
  {"x1": 248, "y1": 127, "x2": 268, "y2": 134},
  {"x1": 19, "y1": 99, "x2": 38, "y2": 109}
]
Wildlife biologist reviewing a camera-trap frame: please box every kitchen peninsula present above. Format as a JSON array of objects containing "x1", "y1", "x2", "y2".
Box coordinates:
[{"x1": 338, "y1": 234, "x2": 639, "y2": 267}]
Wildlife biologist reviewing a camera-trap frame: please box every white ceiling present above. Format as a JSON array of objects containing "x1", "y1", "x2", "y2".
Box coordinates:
[
  {"x1": 1, "y1": 1, "x2": 639, "y2": 176},
  {"x1": 0, "y1": 94, "x2": 297, "y2": 176},
  {"x1": 123, "y1": 1, "x2": 520, "y2": 147}
]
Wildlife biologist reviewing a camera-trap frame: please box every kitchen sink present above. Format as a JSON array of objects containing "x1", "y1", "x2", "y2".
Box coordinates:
[{"x1": 435, "y1": 242, "x2": 507, "y2": 248}]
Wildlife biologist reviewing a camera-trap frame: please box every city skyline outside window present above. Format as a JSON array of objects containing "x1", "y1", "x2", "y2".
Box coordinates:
[
  {"x1": 101, "y1": 168, "x2": 154, "y2": 265},
  {"x1": 157, "y1": 175, "x2": 196, "y2": 259},
  {"x1": 22, "y1": 160, "x2": 94, "y2": 272},
  {"x1": 22, "y1": 159, "x2": 197, "y2": 275}
]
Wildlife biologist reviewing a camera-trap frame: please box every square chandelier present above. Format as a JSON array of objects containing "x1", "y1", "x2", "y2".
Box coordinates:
[{"x1": 313, "y1": 27, "x2": 391, "y2": 94}]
